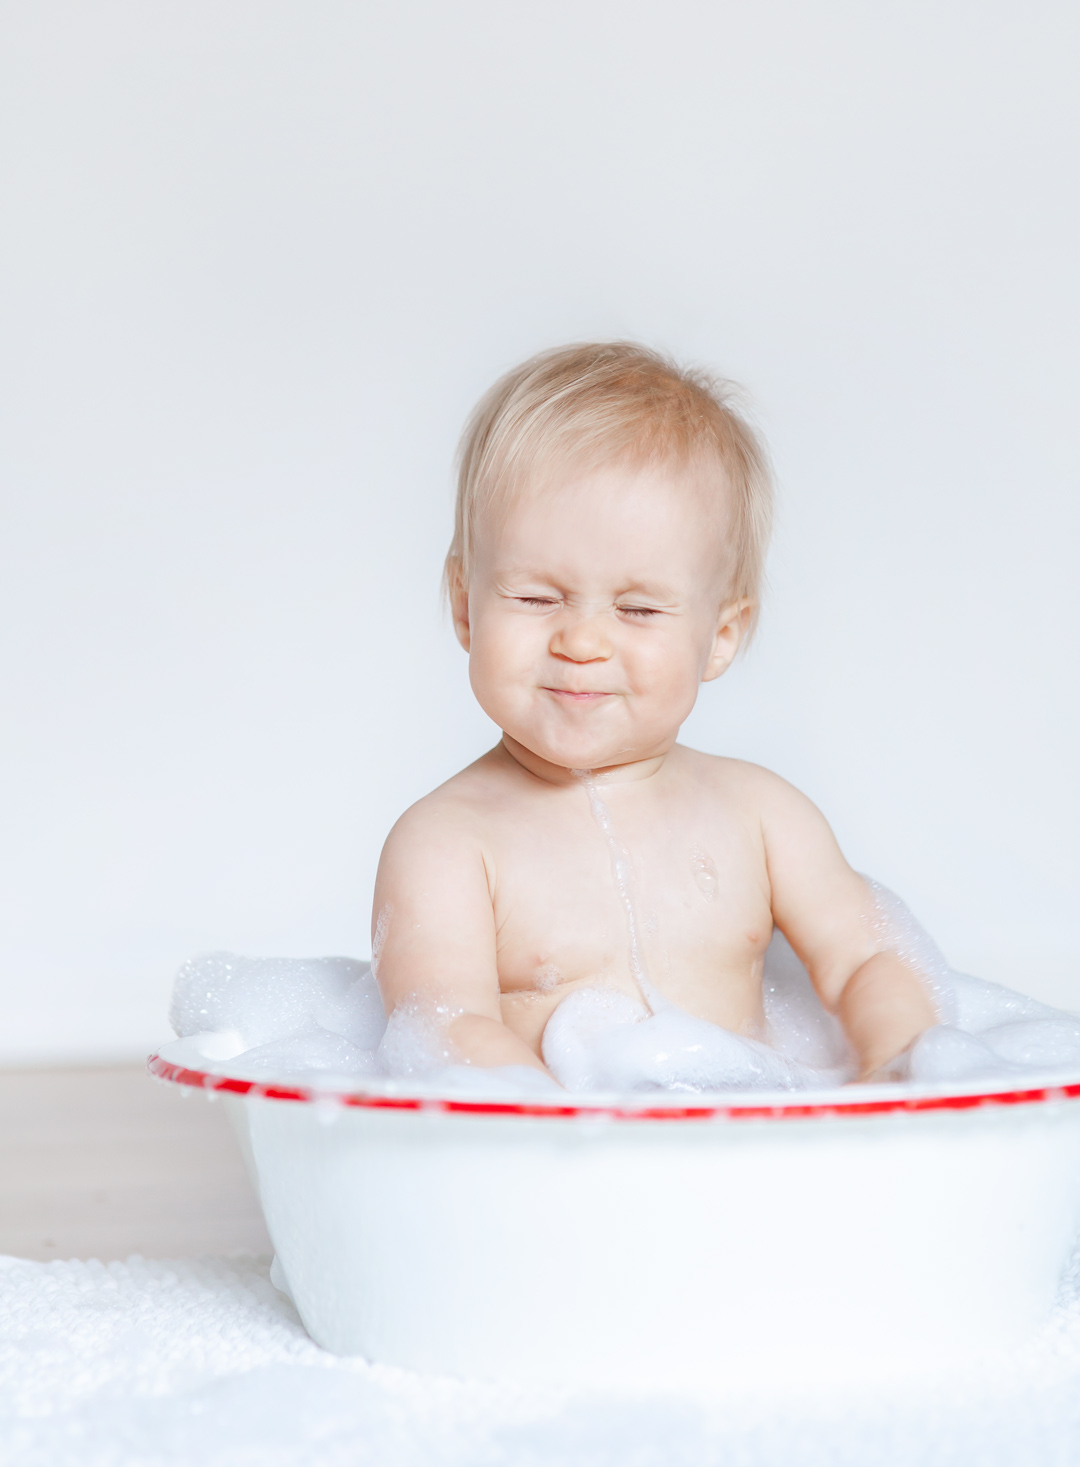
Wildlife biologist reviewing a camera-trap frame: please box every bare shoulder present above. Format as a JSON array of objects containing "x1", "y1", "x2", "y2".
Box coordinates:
[
  {"x1": 674, "y1": 745, "x2": 814, "y2": 818},
  {"x1": 676, "y1": 748, "x2": 848, "y2": 892},
  {"x1": 377, "y1": 747, "x2": 510, "y2": 863}
]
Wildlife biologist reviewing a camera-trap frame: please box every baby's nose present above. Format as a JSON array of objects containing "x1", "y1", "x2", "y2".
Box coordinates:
[{"x1": 549, "y1": 615, "x2": 613, "y2": 663}]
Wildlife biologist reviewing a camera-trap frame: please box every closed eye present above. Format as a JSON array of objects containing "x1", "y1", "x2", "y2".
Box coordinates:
[
  {"x1": 617, "y1": 605, "x2": 661, "y2": 618},
  {"x1": 517, "y1": 596, "x2": 560, "y2": 608}
]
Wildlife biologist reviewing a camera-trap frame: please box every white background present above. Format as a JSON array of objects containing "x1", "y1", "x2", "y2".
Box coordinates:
[{"x1": 2, "y1": 1, "x2": 1077, "y2": 1063}]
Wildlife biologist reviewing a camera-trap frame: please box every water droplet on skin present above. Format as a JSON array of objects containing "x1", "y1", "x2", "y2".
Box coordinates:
[
  {"x1": 573, "y1": 770, "x2": 667, "y2": 1013},
  {"x1": 690, "y1": 847, "x2": 718, "y2": 902},
  {"x1": 371, "y1": 904, "x2": 391, "y2": 976}
]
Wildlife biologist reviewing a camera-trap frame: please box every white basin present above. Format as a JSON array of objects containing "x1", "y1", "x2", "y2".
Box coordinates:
[{"x1": 149, "y1": 1053, "x2": 1080, "y2": 1388}]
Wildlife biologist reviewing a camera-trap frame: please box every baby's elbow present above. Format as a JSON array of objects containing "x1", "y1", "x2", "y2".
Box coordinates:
[{"x1": 810, "y1": 951, "x2": 874, "y2": 1014}]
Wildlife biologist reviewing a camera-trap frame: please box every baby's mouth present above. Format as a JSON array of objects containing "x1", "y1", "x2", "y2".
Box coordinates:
[{"x1": 542, "y1": 687, "x2": 612, "y2": 702}]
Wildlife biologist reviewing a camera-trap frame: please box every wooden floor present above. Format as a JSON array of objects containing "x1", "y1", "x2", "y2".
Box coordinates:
[{"x1": 0, "y1": 1064, "x2": 271, "y2": 1260}]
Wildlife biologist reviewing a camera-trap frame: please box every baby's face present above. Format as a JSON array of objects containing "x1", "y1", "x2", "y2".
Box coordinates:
[{"x1": 453, "y1": 462, "x2": 747, "y2": 774}]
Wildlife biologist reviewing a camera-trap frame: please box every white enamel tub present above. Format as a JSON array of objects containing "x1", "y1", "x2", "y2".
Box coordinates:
[{"x1": 149, "y1": 1053, "x2": 1080, "y2": 1388}]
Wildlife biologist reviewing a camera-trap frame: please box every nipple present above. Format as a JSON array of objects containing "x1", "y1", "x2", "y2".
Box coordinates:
[{"x1": 534, "y1": 963, "x2": 561, "y2": 993}]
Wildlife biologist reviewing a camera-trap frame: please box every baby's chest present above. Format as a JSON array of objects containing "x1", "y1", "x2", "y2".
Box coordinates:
[{"x1": 490, "y1": 813, "x2": 773, "y2": 995}]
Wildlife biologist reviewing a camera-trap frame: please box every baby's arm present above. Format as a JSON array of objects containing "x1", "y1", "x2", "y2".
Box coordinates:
[
  {"x1": 754, "y1": 769, "x2": 938, "y2": 1080},
  {"x1": 372, "y1": 798, "x2": 550, "y2": 1075}
]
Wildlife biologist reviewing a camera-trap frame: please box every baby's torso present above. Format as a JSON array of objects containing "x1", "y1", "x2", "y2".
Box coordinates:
[{"x1": 471, "y1": 748, "x2": 775, "y2": 1057}]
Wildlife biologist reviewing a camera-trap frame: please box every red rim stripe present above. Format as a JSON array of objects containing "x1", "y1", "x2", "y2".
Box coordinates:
[{"x1": 146, "y1": 1052, "x2": 1080, "y2": 1123}]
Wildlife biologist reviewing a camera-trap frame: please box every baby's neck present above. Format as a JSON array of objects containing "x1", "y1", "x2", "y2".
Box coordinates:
[{"x1": 499, "y1": 733, "x2": 673, "y2": 787}]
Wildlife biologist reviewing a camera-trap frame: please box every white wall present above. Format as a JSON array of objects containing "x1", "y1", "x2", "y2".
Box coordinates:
[{"x1": 2, "y1": 0, "x2": 1077, "y2": 1063}]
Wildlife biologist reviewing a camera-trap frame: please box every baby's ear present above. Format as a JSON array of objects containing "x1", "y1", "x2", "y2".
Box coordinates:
[
  {"x1": 702, "y1": 599, "x2": 752, "y2": 682},
  {"x1": 447, "y1": 558, "x2": 471, "y2": 652}
]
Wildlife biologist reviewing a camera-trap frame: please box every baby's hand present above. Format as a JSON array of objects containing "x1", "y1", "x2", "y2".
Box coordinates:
[{"x1": 858, "y1": 1036, "x2": 922, "y2": 1085}]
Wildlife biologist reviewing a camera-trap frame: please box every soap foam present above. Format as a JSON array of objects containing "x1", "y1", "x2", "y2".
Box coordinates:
[
  {"x1": 169, "y1": 952, "x2": 386, "y2": 1055},
  {"x1": 160, "y1": 884, "x2": 1080, "y2": 1097},
  {"x1": 538, "y1": 983, "x2": 834, "y2": 1093}
]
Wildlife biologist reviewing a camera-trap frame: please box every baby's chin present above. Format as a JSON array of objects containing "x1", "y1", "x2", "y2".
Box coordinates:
[
  {"x1": 502, "y1": 722, "x2": 662, "y2": 776},
  {"x1": 487, "y1": 691, "x2": 678, "y2": 773}
]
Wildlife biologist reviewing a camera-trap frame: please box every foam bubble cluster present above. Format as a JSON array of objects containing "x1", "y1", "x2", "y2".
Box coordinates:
[
  {"x1": 159, "y1": 886, "x2": 1080, "y2": 1097},
  {"x1": 168, "y1": 952, "x2": 387, "y2": 1078},
  {"x1": 539, "y1": 983, "x2": 837, "y2": 1093}
]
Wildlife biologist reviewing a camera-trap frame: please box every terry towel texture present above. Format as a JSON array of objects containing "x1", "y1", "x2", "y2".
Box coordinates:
[{"x1": 6, "y1": 1252, "x2": 1080, "y2": 1465}]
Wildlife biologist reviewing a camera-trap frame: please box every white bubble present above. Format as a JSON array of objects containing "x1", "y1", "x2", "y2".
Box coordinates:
[
  {"x1": 169, "y1": 952, "x2": 382, "y2": 1051},
  {"x1": 375, "y1": 998, "x2": 460, "y2": 1078},
  {"x1": 159, "y1": 881, "x2": 1080, "y2": 1097}
]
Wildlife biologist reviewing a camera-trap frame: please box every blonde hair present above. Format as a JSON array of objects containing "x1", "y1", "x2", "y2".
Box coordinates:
[{"x1": 446, "y1": 341, "x2": 773, "y2": 629}]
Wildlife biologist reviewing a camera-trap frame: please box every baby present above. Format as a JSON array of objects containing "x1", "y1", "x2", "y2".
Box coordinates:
[{"x1": 372, "y1": 342, "x2": 937, "y2": 1084}]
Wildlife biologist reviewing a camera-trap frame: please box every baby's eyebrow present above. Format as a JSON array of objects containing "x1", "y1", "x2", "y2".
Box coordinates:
[
  {"x1": 492, "y1": 569, "x2": 562, "y2": 591},
  {"x1": 614, "y1": 580, "x2": 682, "y2": 604},
  {"x1": 618, "y1": 579, "x2": 672, "y2": 595}
]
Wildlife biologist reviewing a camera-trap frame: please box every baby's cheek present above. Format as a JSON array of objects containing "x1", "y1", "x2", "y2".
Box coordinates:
[
  {"x1": 634, "y1": 637, "x2": 701, "y2": 704},
  {"x1": 480, "y1": 615, "x2": 538, "y2": 674},
  {"x1": 467, "y1": 641, "x2": 508, "y2": 722},
  {"x1": 468, "y1": 627, "x2": 537, "y2": 723}
]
